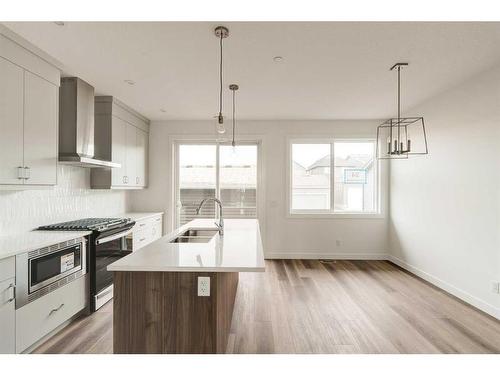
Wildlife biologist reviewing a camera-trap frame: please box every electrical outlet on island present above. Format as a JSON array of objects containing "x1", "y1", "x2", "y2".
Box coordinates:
[{"x1": 198, "y1": 276, "x2": 210, "y2": 296}]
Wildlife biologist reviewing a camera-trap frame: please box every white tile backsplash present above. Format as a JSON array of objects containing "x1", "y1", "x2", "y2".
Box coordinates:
[{"x1": 0, "y1": 165, "x2": 129, "y2": 235}]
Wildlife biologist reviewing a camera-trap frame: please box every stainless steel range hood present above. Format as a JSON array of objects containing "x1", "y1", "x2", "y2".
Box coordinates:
[{"x1": 58, "y1": 77, "x2": 120, "y2": 168}]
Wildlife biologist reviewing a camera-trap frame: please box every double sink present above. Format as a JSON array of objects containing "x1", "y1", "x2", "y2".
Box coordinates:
[{"x1": 170, "y1": 229, "x2": 219, "y2": 243}]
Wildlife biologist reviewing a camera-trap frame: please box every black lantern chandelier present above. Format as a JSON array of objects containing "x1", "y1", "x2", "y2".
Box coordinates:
[
  {"x1": 214, "y1": 26, "x2": 229, "y2": 135},
  {"x1": 229, "y1": 84, "x2": 239, "y2": 148},
  {"x1": 376, "y1": 63, "x2": 428, "y2": 159}
]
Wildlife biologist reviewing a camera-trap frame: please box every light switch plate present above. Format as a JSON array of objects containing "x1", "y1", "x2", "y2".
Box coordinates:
[{"x1": 198, "y1": 276, "x2": 210, "y2": 296}]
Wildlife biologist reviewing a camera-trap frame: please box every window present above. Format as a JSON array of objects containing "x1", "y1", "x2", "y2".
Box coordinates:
[
  {"x1": 290, "y1": 140, "x2": 378, "y2": 215},
  {"x1": 219, "y1": 145, "x2": 258, "y2": 218},
  {"x1": 176, "y1": 143, "x2": 258, "y2": 226},
  {"x1": 178, "y1": 145, "x2": 217, "y2": 225},
  {"x1": 291, "y1": 143, "x2": 331, "y2": 210}
]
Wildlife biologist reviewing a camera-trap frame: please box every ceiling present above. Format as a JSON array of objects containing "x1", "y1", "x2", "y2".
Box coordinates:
[{"x1": 4, "y1": 22, "x2": 500, "y2": 121}]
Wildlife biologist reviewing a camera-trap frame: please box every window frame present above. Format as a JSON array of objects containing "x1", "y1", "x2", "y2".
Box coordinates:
[{"x1": 287, "y1": 137, "x2": 383, "y2": 219}]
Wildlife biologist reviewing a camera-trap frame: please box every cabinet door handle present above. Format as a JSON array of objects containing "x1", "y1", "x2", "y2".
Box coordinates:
[
  {"x1": 17, "y1": 166, "x2": 25, "y2": 180},
  {"x1": 139, "y1": 237, "x2": 146, "y2": 242},
  {"x1": 24, "y1": 166, "x2": 30, "y2": 179},
  {"x1": 49, "y1": 303, "x2": 65, "y2": 315},
  {"x1": 7, "y1": 283, "x2": 16, "y2": 302},
  {"x1": 136, "y1": 177, "x2": 139, "y2": 184}
]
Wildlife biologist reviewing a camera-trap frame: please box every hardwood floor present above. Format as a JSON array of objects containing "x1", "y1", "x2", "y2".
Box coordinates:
[{"x1": 33, "y1": 260, "x2": 500, "y2": 354}]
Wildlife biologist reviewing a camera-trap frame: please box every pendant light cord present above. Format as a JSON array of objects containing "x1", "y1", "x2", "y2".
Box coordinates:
[
  {"x1": 397, "y1": 65, "x2": 401, "y2": 152},
  {"x1": 219, "y1": 33, "x2": 223, "y2": 119},
  {"x1": 232, "y1": 88, "x2": 236, "y2": 147}
]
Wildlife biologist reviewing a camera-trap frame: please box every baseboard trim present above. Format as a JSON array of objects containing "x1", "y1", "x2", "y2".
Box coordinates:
[
  {"x1": 388, "y1": 255, "x2": 500, "y2": 320},
  {"x1": 264, "y1": 252, "x2": 389, "y2": 260}
]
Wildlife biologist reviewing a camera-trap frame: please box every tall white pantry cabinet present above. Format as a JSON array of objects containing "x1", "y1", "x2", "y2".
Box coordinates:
[{"x1": 0, "y1": 33, "x2": 59, "y2": 188}]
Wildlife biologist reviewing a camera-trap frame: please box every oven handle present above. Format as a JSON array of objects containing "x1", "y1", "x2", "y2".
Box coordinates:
[{"x1": 95, "y1": 228, "x2": 134, "y2": 245}]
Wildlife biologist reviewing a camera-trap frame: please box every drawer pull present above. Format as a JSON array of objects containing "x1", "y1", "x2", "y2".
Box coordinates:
[
  {"x1": 139, "y1": 223, "x2": 146, "y2": 227},
  {"x1": 8, "y1": 283, "x2": 16, "y2": 302},
  {"x1": 139, "y1": 237, "x2": 146, "y2": 242},
  {"x1": 49, "y1": 303, "x2": 65, "y2": 315}
]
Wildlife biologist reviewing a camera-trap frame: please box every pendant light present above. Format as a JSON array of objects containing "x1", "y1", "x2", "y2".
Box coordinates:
[
  {"x1": 229, "y1": 84, "x2": 239, "y2": 149},
  {"x1": 214, "y1": 26, "x2": 229, "y2": 134},
  {"x1": 376, "y1": 63, "x2": 428, "y2": 159}
]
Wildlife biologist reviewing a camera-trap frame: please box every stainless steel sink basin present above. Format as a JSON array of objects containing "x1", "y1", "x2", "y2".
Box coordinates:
[
  {"x1": 169, "y1": 228, "x2": 218, "y2": 243},
  {"x1": 170, "y1": 236, "x2": 213, "y2": 243},
  {"x1": 180, "y1": 229, "x2": 219, "y2": 237}
]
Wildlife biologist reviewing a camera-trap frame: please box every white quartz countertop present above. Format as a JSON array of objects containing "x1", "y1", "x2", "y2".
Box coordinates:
[
  {"x1": 108, "y1": 219, "x2": 265, "y2": 272},
  {"x1": 0, "y1": 230, "x2": 91, "y2": 260},
  {"x1": 0, "y1": 212, "x2": 163, "y2": 260}
]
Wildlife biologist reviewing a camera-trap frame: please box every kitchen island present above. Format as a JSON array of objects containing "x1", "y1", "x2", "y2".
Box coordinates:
[{"x1": 107, "y1": 219, "x2": 265, "y2": 354}]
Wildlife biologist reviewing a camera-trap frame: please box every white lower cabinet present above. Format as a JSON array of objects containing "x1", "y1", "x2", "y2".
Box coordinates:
[
  {"x1": 15, "y1": 275, "x2": 87, "y2": 353},
  {"x1": 0, "y1": 256, "x2": 15, "y2": 354},
  {"x1": 131, "y1": 215, "x2": 163, "y2": 251},
  {"x1": 0, "y1": 277, "x2": 16, "y2": 354}
]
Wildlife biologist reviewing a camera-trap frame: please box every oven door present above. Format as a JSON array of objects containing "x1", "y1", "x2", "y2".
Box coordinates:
[
  {"x1": 93, "y1": 227, "x2": 133, "y2": 308},
  {"x1": 29, "y1": 243, "x2": 83, "y2": 294}
]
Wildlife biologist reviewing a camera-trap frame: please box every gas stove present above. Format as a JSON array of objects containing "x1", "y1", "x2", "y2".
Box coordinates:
[
  {"x1": 39, "y1": 217, "x2": 132, "y2": 232},
  {"x1": 38, "y1": 217, "x2": 136, "y2": 312}
]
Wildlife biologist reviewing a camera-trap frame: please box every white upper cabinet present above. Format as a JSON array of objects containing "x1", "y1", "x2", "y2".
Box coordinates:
[
  {"x1": 0, "y1": 57, "x2": 24, "y2": 185},
  {"x1": 23, "y1": 71, "x2": 58, "y2": 185},
  {"x1": 111, "y1": 116, "x2": 127, "y2": 186},
  {"x1": 125, "y1": 122, "x2": 137, "y2": 186},
  {"x1": 0, "y1": 33, "x2": 59, "y2": 188},
  {"x1": 136, "y1": 128, "x2": 148, "y2": 187},
  {"x1": 91, "y1": 96, "x2": 150, "y2": 189}
]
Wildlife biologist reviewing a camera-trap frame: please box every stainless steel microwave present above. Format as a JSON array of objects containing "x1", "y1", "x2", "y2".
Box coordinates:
[{"x1": 16, "y1": 237, "x2": 87, "y2": 308}]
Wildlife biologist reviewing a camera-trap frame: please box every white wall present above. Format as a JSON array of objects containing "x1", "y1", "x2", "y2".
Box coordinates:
[
  {"x1": 0, "y1": 165, "x2": 129, "y2": 235},
  {"x1": 129, "y1": 120, "x2": 389, "y2": 259},
  {"x1": 389, "y1": 65, "x2": 500, "y2": 319}
]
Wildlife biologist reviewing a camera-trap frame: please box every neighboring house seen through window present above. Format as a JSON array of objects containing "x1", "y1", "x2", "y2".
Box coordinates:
[{"x1": 291, "y1": 140, "x2": 377, "y2": 214}]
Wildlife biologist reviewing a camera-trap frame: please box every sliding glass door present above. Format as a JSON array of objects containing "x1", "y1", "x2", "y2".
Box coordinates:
[{"x1": 176, "y1": 142, "x2": 258, "y2": 227}]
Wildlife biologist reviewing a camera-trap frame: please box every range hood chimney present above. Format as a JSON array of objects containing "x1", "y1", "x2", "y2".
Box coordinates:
[{"x1": 58, "y1": 77, "x2": 120, "y2": 168}]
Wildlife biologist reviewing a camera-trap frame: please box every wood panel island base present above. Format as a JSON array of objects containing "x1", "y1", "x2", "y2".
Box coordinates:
[
  {"x1": 113, "y1": 271, "x2": 238, "y2": 353},
  {"x1": 108, "y1": 219, "x2": 265, "y2": 354}
]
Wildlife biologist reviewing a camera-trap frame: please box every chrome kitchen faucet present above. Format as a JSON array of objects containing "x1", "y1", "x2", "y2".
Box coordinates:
[{"x1": 195, "y1": 198, "x2": 224, "y2": 235}]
